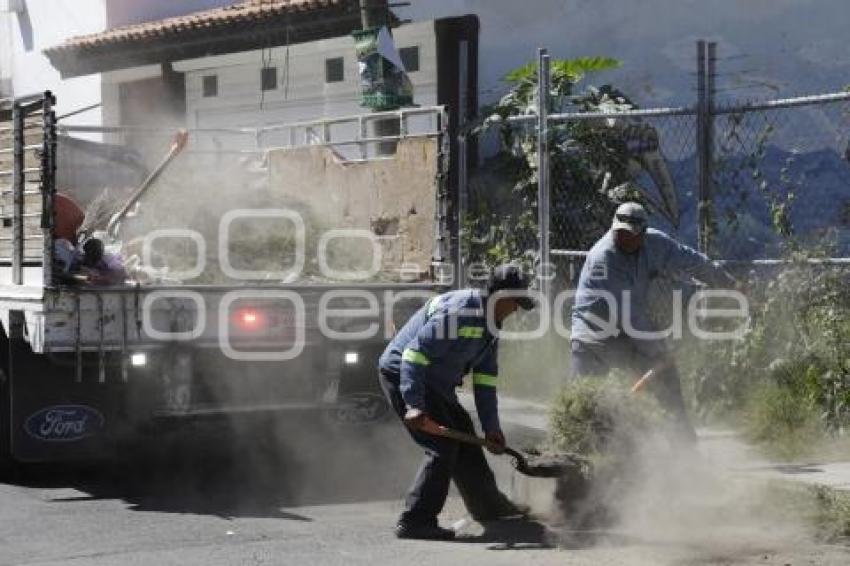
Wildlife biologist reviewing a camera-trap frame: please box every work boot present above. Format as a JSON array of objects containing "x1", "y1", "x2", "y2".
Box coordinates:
[
  {"x1": 471, "y1": 496, "x2": 530, "y2": 522},
  {"x1": 394, "y1": 521, "x2": 456, "y2": 541}
]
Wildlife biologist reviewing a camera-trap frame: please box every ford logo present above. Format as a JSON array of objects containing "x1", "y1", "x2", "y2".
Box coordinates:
[{"x1": 24, "y1": 405, "x2": 105, "y2": 442}]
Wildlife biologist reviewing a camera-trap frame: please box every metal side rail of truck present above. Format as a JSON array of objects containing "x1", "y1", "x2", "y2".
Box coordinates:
[{"x1": 0, "y1": 93, "x2": 454, "y2": 469}]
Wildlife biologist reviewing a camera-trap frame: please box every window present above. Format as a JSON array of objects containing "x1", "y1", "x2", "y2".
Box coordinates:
[
  {"x1": 261, "y1": 67, "x2": 277, "y2": 91},
  {"x1": 202, "y1": 75, "x2": 218, "y2": 97},
  {"x1": 325, "y1": 57, "x2": 344, "y2": 83},
  {"x1": 399, "y1": 46, "x2": 420, "y2": 73}
]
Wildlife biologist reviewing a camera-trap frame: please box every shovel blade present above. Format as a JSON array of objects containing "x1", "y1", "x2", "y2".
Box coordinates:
[{"x1": 509, "y1": 449, "x2": 588, "y2": 479}]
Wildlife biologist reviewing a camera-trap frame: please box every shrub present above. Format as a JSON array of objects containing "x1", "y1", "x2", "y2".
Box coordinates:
[
  {"x1": 742, "y1": 381, "x2": 824, "y2": 460},
  {"x1": 547, "y1": 377, "x2": 665, "y2": 461},
  {"x1": 682, "y1": 261, "x2": 850, "y2": 443}
]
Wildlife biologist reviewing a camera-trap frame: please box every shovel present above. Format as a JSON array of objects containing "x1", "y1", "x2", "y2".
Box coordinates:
[
  {"x1": 106, "y1": 129, "x2": 189, "y2": 238},
  {"x1": 433, "y1": 426, "x2": 586, "y2": 479}
]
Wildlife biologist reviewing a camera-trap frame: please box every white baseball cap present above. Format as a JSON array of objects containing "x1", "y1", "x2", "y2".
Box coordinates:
[{"x1": 612, "y1": 202, "x2": 648, "y2": 234}]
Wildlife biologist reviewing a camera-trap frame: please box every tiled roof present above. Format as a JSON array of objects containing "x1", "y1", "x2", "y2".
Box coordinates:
[
  {"x1": 47, "y1": 0, "x2": 350, "y2": 53},
  {"x1": 44, "y1": 0, "x2": 387, "y2": 77}
]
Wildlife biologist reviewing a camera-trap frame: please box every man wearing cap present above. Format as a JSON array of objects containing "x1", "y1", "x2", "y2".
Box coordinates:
[
  {"x1": 378, "y1": 264, "x2": 535, "y2": 540},
  {"x1": 571, "y1": 202, "x2": 736, "y2": 441}
]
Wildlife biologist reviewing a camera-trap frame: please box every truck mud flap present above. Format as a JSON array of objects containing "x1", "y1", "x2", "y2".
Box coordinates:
[{"x1": 8, "y1": 344, "x2": 120, "y2": 463}]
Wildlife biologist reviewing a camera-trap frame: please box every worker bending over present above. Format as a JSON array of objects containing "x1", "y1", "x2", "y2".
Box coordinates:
[{"x1": 378, "y1": 264, "x2": 535, "y2": 540}]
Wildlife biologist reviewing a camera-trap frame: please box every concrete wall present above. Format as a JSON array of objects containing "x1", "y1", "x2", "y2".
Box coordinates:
[
  {"x1": 396, "y1": 0, "x2": 850, "y2": 107},
  {"x1": 267, "y1": 137, "x2": 440, "y2": 279},
  {"x1": 110, "y1": 138, "x2": 441, "y2": 282}
]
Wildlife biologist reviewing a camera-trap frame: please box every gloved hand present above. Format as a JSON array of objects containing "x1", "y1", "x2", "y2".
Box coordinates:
[
  {"x1": 484, "y1": 430, "x2": 506, "y2": 454},
  {"x1": 403, "y1": 407, "x2": 443, "y2": 435}
]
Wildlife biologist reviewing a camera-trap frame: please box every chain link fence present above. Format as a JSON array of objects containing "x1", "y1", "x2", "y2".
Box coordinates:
[
  {"x1": 459, "y1": 85, "x2": 850, "y2": 291},
  {"x1": 711, "y1": 95, "x2": 850, "y2": 259}
]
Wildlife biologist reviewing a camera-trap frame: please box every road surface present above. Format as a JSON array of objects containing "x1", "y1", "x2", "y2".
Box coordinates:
[{"x1": 0, "y1": 413, "x2": 849, "y2": 565}]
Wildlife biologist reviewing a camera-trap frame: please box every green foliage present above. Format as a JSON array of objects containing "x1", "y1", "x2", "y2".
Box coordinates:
[
  {"x1": 499, "y1": 56, "x2": 622, "y2": 114},
  {"x1": 503, "y1": 56, "x2": 622, "y2": 85},
  {"x1": 811, "y1": 485, "x2": 850, "y2": 541},
  {"x1": 465, "y1": 56, "x2": 650, "y2": 268},
  {"x1": 714, "y1": 115, "x2": 805, "y2": 255},
  {"x1": 742, "y1": 381, "x2": 824, "y2": 460},
  {"x1": 546, "y1": 378, "x2": 672, "y2": 529},
  {"x1": 547, "y1": 377, "x2": 665, "y2": 461},
  {"x1": 684, "y1": 259, "x2": 850, "y2": 450}
]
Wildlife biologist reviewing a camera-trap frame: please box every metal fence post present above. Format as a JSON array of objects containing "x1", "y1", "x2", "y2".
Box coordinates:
[
  {"x1": 696, "y1": 40, "x2": 708, "y2": 254},
  {"x1": 696, "y1": 40, "x2": 717, "y2": 256},
  {"x1": 537, "y1": 48, "x2": 551, "y2": 302},
  {"x1": 457, "y1": 130, "x2": 468, "y2": 288},
  {"x1": 706, "y1": 42, "x2": 717, "y2": 256},
  {"x1": 42, "y1": 92, "x2": 57, "y2": 288}
]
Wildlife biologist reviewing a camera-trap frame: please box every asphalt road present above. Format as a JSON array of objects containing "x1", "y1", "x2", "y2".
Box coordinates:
[{"x1": 1, "y1": 415, "x2": 849, "y2": 566}]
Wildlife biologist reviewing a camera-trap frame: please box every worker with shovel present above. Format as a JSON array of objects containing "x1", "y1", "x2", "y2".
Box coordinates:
[
  {"x1": 570, "y1": 202, "x2": 737, "y2": 443},
  {"x1": 378, "y1": 264, "x2": 535, "y2": 540}
]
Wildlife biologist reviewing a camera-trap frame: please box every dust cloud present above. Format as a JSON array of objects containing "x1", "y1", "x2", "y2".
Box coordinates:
[{"x1": 550, "y1": 423, "x2": 816, "y2": 564}]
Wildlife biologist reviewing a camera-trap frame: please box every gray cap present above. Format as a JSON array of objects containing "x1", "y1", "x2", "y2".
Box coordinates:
[{"x1": 611, "y1": 202, "x2": 648, "y2": 234}]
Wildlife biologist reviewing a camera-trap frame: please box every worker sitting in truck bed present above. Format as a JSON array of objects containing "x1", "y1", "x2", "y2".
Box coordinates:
[
  {"x1": 571, "y1": 202, "x2": 737, "y2": 443},
  {"x1": 53, "y1": 192, "x2": 86, "y2": 281},
  {"x1": 378, "y1": 264, "x2": 536, "y2": 541},
  {"x1": 78, "y1": 238, "x2": 128, "y2": 286}
]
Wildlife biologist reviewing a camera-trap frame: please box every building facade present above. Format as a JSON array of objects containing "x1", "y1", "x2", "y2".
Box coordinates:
[{"x1": 4, "y1": 0, "x2": 849, "y2": 128}]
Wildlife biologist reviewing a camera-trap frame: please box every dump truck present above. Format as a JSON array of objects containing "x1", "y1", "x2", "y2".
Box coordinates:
[{"x1": 0, "y1": 92, "x2": 454, "y2": 468}]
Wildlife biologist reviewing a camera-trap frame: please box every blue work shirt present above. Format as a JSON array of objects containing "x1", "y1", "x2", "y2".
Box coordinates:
[
  {"x1": 379, "y1": 289, "x2": 501, "y2": 433},
  {"x1": 571, "y1": 228, "x2": 733, "y2": 357}
]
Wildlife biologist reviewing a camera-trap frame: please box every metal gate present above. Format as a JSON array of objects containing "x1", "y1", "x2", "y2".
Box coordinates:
[{"x1": 0, "y1": 92, "x2": 57, "y2": 288}]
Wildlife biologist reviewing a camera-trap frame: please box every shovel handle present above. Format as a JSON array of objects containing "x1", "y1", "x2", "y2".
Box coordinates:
[
  {"x1": 630, "y1": 367, "x2": 656, "y2": 393},
  {"x1": 107, "y1": 129, "x2": 189, "y2": 237},
  {"x1": 630, "y1": 357, "x2": 675, "y2": 394},
  {"x1": 434, "y1": 425, "x2": 489, "y2": 447},
  {"x1": 433, "y1": 426, "x2": 529, "y2": 471}
]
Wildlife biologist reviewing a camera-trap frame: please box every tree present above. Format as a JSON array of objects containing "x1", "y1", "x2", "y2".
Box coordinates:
[{"x1": 465, "y1": 56, "x2": 680, "y2": 267}]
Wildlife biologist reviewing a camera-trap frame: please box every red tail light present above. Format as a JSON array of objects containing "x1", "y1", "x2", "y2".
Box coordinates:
[{"x1": 234, "y1": 308, "x2": 265, "y2": 331}]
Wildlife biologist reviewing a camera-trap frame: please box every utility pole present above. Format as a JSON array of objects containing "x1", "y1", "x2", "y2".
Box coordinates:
[
  {"x1": 359, "y1": 0, "x2": 400, "y2": 155},
  {"x1": 359, "y1": 0, "x2": 385, "y2": 28}
]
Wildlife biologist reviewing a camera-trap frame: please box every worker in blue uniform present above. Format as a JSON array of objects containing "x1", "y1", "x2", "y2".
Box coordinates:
[{"x1": 378, "y1": 264, "x2": 536, "y2": 540}]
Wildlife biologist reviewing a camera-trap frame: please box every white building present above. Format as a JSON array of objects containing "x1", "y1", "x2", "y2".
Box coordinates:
[
  {"x1": 0, "y1": 0, "x2": 253, "y2": 111},
  {"x1": 4, "y1": 0, "x2": 850, "y2": 129},
  {"x1": 0, "y1": 0, "x2": 105, "y2": 122}
]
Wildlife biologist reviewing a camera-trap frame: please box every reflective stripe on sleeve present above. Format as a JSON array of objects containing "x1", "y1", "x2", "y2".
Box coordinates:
[
  {"x1": 472, "y1": 373, "x2": 497, "y2": 387},
  {"x1": 457, "y1": 326, "x2": 485, "y2": 339},
  {"x1": 402, "y1": 348, "x2": 431, "y2": 366}
]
